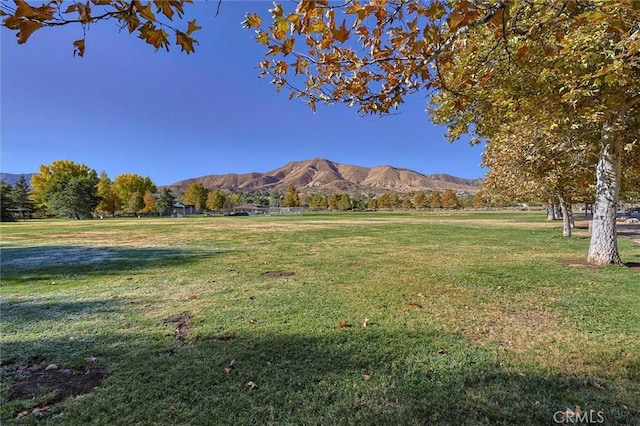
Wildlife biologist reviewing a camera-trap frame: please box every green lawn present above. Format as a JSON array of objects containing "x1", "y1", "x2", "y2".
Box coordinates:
[{"x1": 1, "y1": 212, "x2": 639, "y2": 425}]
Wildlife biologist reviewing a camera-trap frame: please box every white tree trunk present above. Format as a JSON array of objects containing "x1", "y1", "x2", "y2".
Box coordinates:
[
  {"x1": 588, "y1": 127, "x2": 622, "y2": 265},
  {"x1": 546, "y1": 199, "x2": 557, "y2": 221},
  {"x1": 558, "y1": 195, "x2": 571, "y2": 237}
]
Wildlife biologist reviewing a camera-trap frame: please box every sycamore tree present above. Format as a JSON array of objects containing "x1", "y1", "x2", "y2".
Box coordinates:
[
  {"x1": 6, "y1": 0, "x2": 639, "y2": 265},
  {"x1": 239, "y1": 1, "x2": 639, "y2": 265},
  {"x1": 0, "y1": 0, "x2": 202, "y2": 56},
  {"x1": 481, "y1": 117, "x2": 599, "y2": 237}
]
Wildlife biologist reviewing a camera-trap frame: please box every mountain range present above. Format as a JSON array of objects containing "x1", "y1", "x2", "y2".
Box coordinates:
[
  {"x1": 0, "y1": 159, "x2": 484, "y2": 195},
  {"x1": 166, "y1": 158, "x2": 483, "y2": 195}
]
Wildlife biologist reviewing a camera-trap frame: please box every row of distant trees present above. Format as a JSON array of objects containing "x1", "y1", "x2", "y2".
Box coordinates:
[
  {"x1": 1, "y1": 161, "x2": 169, "y2": 220},
  {"x1": 181, "y1": 181, "x2": 489, "y2": 212},
  {"x1": 0, "y1": 160, "x2": 495, "y2": 221}
]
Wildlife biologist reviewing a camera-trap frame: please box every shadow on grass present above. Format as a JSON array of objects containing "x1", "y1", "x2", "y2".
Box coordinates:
[
  {"x1": 0, "y1": 245, "x2": 226, "y2": 282},
  {"x1": 0, "y1": 298, "x2": 124, "y2": 324},
  {"x1": 3, "y1": 322, "x2": 638, "y2": 425}
]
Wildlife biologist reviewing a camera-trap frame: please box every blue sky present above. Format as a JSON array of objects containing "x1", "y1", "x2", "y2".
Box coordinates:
[{"x1": 1, "y1": 1, "x2": 486, "y2": 186}]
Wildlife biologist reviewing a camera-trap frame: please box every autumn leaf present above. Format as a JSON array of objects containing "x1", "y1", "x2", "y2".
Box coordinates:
[
  {"x1": 332, "y1": 20, "x2": 350, "y2": 43},
  {"x1": 14, "y1": 0, "x2": 34, "y2": 18},
  {"x1": 143, "y1": 28, "x2": 170, "y2": 51},
  {"x1": 188, "y1": 294, "x2": 197, "y2": 300},
  {"x1": 407, "y1": 302, "x2": 422, "y2": 308},
  {"x1": 224, "y1": 359, "x2": 236, "y2": 375},
  {"x1": 136, "y1": 1, "x2": 155, "y2": 21},
  {"x1": 154, "y1": 0, "x2": 174, "y2": 20},
  {"x1": 77, "y1": 2, "x2": 92, "y2": 23},
  {"x1": 244, "y1": 13, "x2": 261, "y2": 29},
  {"x1": 282, "y1": 38, "x2": 295, "y2": 55},
  {"x1": 425, "y1": 1, "x2": 447, "y2": 20},
  {"x1": 337, "y1": 321, "x2": 349, "y2": 328},
  {"x1": 186, "y1": 19, "x2": 201, "y2": 35},
  {"x1": 247, "y1": 381, "x2": 258, "y2": 390},
  {"x1": 256, "y1": 30, "x2": 269, "y2": 45},
  {"x1": 175, "y1": 31, "x2": 195, "y2": 54},
  {"x1": 362, "y1": 374, "x2": 372, "y2": 381},
  {"x1": 16, "y1": 21, "x2": 43, "y2": 44},
  {"x1": 447, "y1": 10, "x2": 465, "y2": 32}
]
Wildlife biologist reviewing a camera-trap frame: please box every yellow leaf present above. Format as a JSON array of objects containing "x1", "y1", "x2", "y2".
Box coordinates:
[
  {"x1": 243, "y1": 13, "x2": 261, "y2": 28},
  {"x1": 127, "y1": 14, "x2": 140, "y2": 33},
  {"x1": 137, "y1": 1, "x2": 155, "y2": 21},
  {"x1": 186, "y1": 19, "x2": 201, "y2": 35},
  {"x1": 282, "y1": 38, "x2": 295, "y2": 55},
  {"x1": 143, "y1": 27, "x2": 169, "y2": 51},
  {"x1": 17, "y1": 20, "x2": 43, "y2": 44},
  {"x1": 269, "y1": 3, "x2": 283, "y2": 18},
  {"x1": 73, "y1": 38, "x2": 85, "y2": 57},
  {"x1": 256, "y1": 30, "x2": 270, "y2": 45},
  {"x1": 176, "y1": 31, "x2": 196, "y2": 54},
  {"x1": 154, "y1": 0, "x2": 174, "y2": 20},
  {"x1": 426, "y1": 1, "x2": 446, "y2": 20}
]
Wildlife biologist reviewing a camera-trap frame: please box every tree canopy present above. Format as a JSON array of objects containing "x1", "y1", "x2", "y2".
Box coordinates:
[
  {"x1": 31, "y1": 160, "x2": 99, "y2": 219},
  {"x1": 0, "y1": 0, "x2": 201, "y2": 56}
]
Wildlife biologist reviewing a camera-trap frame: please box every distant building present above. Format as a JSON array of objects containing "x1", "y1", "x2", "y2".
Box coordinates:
[{"x1": 173, "y1": 202, "x2": 196, "y2": 216}]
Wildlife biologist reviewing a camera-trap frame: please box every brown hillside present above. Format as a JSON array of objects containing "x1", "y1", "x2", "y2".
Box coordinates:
[{"x1": 165, "y1": 158, "x2": 483, "y2": 195}]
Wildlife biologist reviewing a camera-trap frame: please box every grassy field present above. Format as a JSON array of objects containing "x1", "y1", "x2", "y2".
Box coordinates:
[{"x1": 1, "y1": 211, "x2": 639, "y2": 425}]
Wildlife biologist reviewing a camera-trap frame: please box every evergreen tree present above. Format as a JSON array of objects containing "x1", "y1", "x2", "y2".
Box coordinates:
[
  {"x1": 1, "y1": 181, "x2": 15, "y2": 221},
  {"x1": 12, "y1": 175, "x2": 32, "y2": 212},
  {"x1": 157, "y1": 188, "x2": 176, "y2": 216}
]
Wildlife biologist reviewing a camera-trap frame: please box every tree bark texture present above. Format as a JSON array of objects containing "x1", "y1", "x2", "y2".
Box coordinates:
[
  {"x1": 588, "y1": 125, "x2": 623, "y2": 265},
  {"x1": 558, "y1": 195, "x2": 571, "y2": 237}
]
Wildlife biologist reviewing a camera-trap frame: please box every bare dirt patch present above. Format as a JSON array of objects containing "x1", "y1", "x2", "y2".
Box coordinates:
[
  {"x1": 164, "y1": 313, "x2": 192, "y2": 343},
  {"x1": 8, "y1": 368, "x2": 109, "y2": 403}
]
